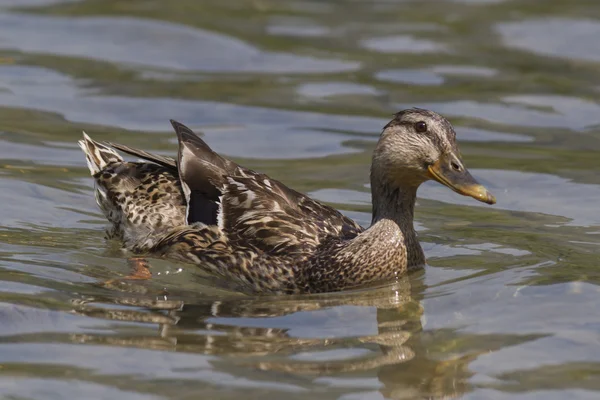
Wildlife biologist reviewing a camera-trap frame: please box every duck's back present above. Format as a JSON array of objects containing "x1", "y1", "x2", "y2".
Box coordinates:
[
  {"x1": 168, "y1": 120, "x2": 364, "y2": 255},
  {"x1": 79, "y1": 123, "x2": 363, "y2": 258}
]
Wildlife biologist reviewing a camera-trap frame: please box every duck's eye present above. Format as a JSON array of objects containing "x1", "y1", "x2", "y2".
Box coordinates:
[{"x1": 415, "y1": 121, "x2": 427, "y2": 133}]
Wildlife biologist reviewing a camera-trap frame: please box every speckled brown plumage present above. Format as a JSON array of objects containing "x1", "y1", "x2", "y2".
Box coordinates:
[
  {"x1": 79, "y1": 109, "x2": 495, "y2": 294},
  {"x1": 79, "y1": 137, "x2": 186, "y2": 250}
]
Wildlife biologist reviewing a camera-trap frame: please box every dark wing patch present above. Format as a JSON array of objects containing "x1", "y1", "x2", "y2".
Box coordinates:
[
  {"x1": 171, "y1": 120, "x2": 239, "y2": 226},
  {"x1": 187, "y1": 191, "x2": 219, "y2": 227}
]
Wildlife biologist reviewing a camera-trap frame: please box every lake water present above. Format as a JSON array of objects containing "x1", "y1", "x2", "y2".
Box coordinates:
[{"x1": 1, "y1": 0, "x2": 600, "y2": 399}]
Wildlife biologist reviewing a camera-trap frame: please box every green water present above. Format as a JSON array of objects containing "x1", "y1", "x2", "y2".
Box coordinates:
[{"x1": 1, "y1": 0, "x2": 600, "y2": 398}]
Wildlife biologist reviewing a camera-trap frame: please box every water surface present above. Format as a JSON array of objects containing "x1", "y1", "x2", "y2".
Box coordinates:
[{"x1": 1, "y1": 0, "x2": 600, "y2": 399}]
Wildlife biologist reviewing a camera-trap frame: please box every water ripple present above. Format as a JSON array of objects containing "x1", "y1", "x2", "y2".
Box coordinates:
[{"x1": 0, "y1": 13, "x2": 359, "y2": 73}]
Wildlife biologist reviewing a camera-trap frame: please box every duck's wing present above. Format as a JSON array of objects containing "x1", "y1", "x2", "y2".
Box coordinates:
[
  {"x1": 171, "y1": 120, "x2": 240, "y2": 226},
  {"x1": 218, "y1": 173, "x2": 364, "y2": 255},
  {"x1": 170, "y1": 120, "x2": 364, "y2": 255}
]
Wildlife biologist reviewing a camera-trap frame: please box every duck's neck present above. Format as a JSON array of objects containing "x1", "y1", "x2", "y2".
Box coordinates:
[
  {"x1": 369, "y1": 180, "x2": 424, "y2": 265},
  {"x1": 371, "y1": 182, "x2": 417, "y2": 229}
]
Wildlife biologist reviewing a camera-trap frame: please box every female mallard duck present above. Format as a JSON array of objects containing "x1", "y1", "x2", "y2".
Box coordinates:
[{"x1": 79, "y1": 108, "x2": 495, "y2": 294}]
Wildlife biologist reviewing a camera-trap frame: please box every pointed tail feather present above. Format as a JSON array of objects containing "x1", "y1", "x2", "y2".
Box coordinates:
[
  {"x1": 107, "y1": 141, "x2": 177, "y2": 170},
  {"x1": 78, "y1": 132, "x2": 123, "y2": 175}
]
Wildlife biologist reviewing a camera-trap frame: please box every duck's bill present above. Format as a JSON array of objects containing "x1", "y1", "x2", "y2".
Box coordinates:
[{"x1": 427, "y1": 155, "x2": 496, "y2": 205}]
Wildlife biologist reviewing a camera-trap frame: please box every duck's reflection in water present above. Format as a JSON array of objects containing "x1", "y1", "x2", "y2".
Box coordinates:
[{"x1": 70, "y1": 275, "x2": 542, "y2": 399}]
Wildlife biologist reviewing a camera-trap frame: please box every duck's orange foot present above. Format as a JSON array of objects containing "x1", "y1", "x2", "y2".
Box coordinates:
[
  {"x1": 123, "y1": 257, "x2": 153, "y2": 280},
  {"x1": 99, "y1": 257, "x2": 153, "y2": 288}
]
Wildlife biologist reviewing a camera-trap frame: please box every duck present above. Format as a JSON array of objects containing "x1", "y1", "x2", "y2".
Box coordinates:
[{"x1": 79, "y1": 108, "x2": 495, "y2": 294}]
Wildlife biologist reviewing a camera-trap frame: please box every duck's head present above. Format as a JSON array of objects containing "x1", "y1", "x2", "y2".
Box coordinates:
[{"x1": 372, "y1": 108, "x2": 495, "y2": 205}]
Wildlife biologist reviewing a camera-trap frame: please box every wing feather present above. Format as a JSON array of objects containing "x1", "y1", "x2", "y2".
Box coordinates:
[{"x1": 219, "y1": 174, "x2": 363, "y2": 255}]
